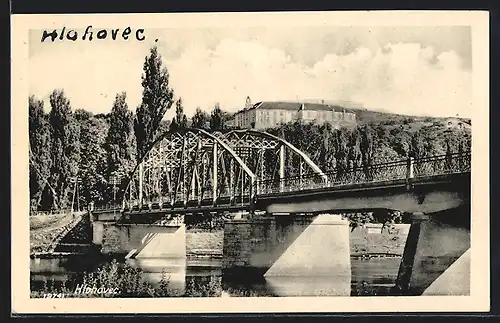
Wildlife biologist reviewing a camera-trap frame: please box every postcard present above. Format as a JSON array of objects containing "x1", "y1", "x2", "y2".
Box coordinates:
[{"x1": 11, "y1": 11, "x2": 490, "y2": 314}]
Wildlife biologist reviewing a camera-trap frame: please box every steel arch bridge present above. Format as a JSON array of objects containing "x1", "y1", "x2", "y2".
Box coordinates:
[{"x1": 121, "y1": 128, "x2": 328, "y2": 212}]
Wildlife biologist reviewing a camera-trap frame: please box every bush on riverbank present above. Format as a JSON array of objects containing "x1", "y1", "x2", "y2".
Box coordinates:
[
  {"x1": 343, "y1": 210, "x2": 408, "y2": 230},
  {"x1": 185, "y1": 214, "x2": 226, "y2": 231},
  {"x1": 184, "y1": 276, "x2": 222, "y2": 297},
  {"x1": 31, "y1": 259, "x2": 171, "y2": 298}
]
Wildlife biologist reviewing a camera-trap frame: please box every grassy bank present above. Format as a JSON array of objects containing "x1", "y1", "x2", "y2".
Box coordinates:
[
  {"x1": 31, "y1": 218, "x2": 407, "y2": 257},
  {"x1": 31, "y1": 259, "x2": 221, "y2": 298},
  {"x1": 30, "y1": 213, "x2": 80, "y2": 254},
  {"x1": 31, "y1": 259, "x2": 171, "y2": 298}
]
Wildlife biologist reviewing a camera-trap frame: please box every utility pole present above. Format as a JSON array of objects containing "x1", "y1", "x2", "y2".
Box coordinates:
[
  {"x1": 70, "y1": 177, "x2": 76, "y2": 215},
  {"x1": 114, "y1": 175, "x2": 117, "y2": 219},
  {"x1": 110, "y1": 171, "x2": 123, "y2": 220},
  {"x1": 76, "y1": 179, "x2": 80, "y2": 212},
  {"x1": 111, "y1": 173, "x2": 117, "y2": 220},
  {"x1": 70, "y1": 177, "x2": 81, "y2": 216}
]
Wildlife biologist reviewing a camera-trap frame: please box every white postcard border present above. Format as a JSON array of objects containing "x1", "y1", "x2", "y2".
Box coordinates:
[{"x1": 11, "y1": 11, "x2": 490, "y2": 314}]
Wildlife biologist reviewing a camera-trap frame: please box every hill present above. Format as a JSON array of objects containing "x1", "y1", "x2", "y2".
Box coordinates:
[
  {"x1": 343, "y1": 106, "x2": 471, "y2": 128},
  {"x1": 266, "y1": 107, "x2": 471, "y2": 171}
]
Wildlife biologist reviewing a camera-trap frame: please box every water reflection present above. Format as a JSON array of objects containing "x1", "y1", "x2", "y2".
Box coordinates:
[
  {"x1": 264, "y1": 275, "x2": 351, "y2": 296},
  {"x1": 126, "y1": 258, "x2": 187, "y2": 296},
  {"x1": 31, "y1": 256, "x2": 402, "y2": 297}
]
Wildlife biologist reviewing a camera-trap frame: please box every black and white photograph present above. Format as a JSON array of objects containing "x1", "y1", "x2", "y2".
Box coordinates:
[{"x1": 11, "y1": 11, "x2": 489, "y2": 313}]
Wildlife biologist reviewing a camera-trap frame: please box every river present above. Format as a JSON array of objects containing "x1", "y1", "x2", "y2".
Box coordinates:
[{"x1": 30, "y1": 254, "x2": 403, "y2": 297}]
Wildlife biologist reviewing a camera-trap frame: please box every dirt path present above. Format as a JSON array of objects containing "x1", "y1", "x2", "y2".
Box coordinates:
[{"x1": 30, "y1": 213, "x2": 79, "y2": 254}]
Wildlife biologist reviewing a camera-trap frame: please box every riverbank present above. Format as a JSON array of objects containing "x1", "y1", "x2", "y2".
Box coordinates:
[
  {"x1": 30, "y1": 215, "x2": 223, "y2": 258},
  {"x1": 30, "y1": 223, "x2": 409, "y2": 297},
  {"x1": 30, "y1": 213, "x2": 80, "y2": 254},
  {"x1": 31, "y1": 254, "x2": 403, "y2": 297},
  {"x1": 31, "y1": 215, "x2": 409, "y2": 259}
]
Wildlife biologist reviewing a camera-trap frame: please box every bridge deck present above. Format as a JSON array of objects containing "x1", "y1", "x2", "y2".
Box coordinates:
[{"x1": 92, "y1": 171, "x2": 470, "y2": 219}]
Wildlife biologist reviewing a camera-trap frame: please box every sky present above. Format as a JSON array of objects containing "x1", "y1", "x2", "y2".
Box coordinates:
[{"x1": 29, "y1": 25, "x2": 473, "y2": 119}]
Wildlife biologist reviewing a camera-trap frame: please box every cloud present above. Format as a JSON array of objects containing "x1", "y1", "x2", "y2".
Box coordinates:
[
  {"x1": 168, "y1": 39, "x2": 472, "y2": 118},
  {"x1": 29, "y1": 37, "x2": 472, "y2": 119}
]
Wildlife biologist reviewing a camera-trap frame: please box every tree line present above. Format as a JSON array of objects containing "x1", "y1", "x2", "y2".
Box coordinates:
[
  {"x1": 29, "y1": 45, "x2": 471, "y2": 213},
  {"x1": 268, "y1": 118, "x2": 471, "y2": 175},
  {"x1": 29, "y1": 46, "x2": 231, "y2": 212}
]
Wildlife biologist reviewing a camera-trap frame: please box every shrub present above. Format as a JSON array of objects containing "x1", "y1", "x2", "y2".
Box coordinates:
[
  {"x1": 342, "y1": 210, "x2": 405, "y2": 231},
  {"x1": 31, "y1": 259, "x2": 170, "y2": 298},
  {"x1": 184, "y1": 276, "x2": 222, "y2": 297}
]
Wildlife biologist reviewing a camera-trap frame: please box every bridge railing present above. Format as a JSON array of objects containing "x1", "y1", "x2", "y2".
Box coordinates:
[
  {"x1": 121, "y1": 185, "x2": 253, "y2": 210},
  {"x1": 412, "y1": 152, "x2": 471, "y2": 178},
  {"x1": 256, "y1": 151, "x2": 471, "y2": 195},
  {"x1": 91, "y1": 203, "x2": 124, "y2": 212},
  {"x1": 326, "y1": 159, "x2": 409, "y2": 186},
  {"x1": 257, "y1": 173, "x2": 326, "y2": 195},
  {"x1": 104, "y1": 152, "x2": 471, "y2": 209}
]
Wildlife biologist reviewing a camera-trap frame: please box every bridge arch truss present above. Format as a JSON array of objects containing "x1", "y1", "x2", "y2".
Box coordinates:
[
  {"x1": 122, "y1": 128, "x2": 256, "y2": 211},
  {"x1": 215, "y1": 129, "x2": 329, "y2": 195},
  {"x1": 121, "y1": 128, "x2": 329, "y2": 211}
]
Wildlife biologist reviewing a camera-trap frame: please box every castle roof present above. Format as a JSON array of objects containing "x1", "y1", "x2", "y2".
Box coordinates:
[{"x1": 246, "y1": 101, "x2": 349, "y2": 112}]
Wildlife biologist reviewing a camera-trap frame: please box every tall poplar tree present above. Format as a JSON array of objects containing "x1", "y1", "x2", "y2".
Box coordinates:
[
  {"x1": 106, "y1": 92, "x2": 135, "y2": 177},
  {"x1": 75, "y1": 109, "x2": 109, "y2": 207},
  {"x1": 209, "y1": 103, "x2": 228, "y2": 131},
  {"x1": 29, "y1": 96, "x2": 52, "y2": 210},
  {"x1": 170, "y1": 97, "x2": 188, "y2": 132},
  {"x1": 134, "y1": 46, "x2": 174, "y2": 160},
  {"x1": 191, "y1": 107, "x2": 210, "y2": 130},
  {"x1": 48, "y1": 89, "x2": 81, "y2": 209}
]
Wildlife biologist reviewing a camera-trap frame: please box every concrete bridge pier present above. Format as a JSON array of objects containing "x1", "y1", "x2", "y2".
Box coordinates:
[
  {"x1": 96, "y1": 220, "x2": 187, "y2": 295},
  {"x1": 98, "y1": 221, "x2": 187, "y2": 259},
  {"x1": 395, "y1": 205, "x2": 470, "y2": 295},
  {"x1": 222, "y1": 213, "x2": 351, "y2": 296}
]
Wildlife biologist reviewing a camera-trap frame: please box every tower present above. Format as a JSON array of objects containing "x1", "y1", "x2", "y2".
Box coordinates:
[
  {"x1": 245, "y1": 96, "x2": 252, "y2": 110},
  {"x1": 298, "y1": 103, "x2": 305, "y2": 121}
]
